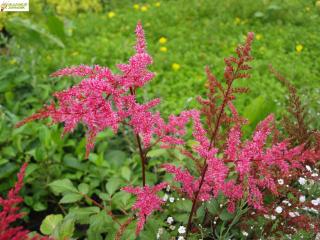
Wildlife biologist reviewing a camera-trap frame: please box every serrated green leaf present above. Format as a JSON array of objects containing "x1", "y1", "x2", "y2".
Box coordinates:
[
  {"x1": 78, "y1": 183, "x2": 89, "y2": 195},
  {"x1": 49, "y1": 179, "x2": 78, "y2": 194},
  {"x1": 106, "y1": 177, "x2": 120, "y2": 195},
  {"x1": 40, "y1": 214, "x2": 63, "y2": 235},
  {"x1": 121, "y1": 166, "x2": 131, "y2": 181},
  {"x1": 59, "y1": 192, "x2": 83, "y2": 204},
  {"x1": 219, "y1": 208, "x2": 235, "y2": 221}
]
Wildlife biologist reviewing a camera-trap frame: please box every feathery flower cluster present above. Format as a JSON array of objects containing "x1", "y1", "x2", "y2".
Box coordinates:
[
  {"x1": 0, "y1": 163, "x2": 29, "y2": 240},
  {"x1": 0, "y1": 163, "x2": 48, "y2": 240},
  {"x1": 16, "y1": 22, "x2": 194, "y2": 157},
  {"x1": 122, "y1": 183, "x2": 167, "y2": 236}
]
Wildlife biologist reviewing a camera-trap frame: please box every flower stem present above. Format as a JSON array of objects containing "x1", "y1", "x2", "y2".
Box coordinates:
[
  {"x1": 186, "y1": 80, "x2": 234, "y2": 238},
  {"x1": 136, "y1": 133, "x2": 146, "y2": 186}
]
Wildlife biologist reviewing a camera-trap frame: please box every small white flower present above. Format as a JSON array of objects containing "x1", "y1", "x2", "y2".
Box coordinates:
[
  {"x1": 178, "y1": 236, "x2": 185, "y2": 240},
  {"x1": 166, "y1": 216, "x2": 174, "y2": 225},
  {"x1": 169, "y1": 197, "x2": 175, "y2": 203},
  {"x1": 264, "y1": 214, "x2": 270, "y2": 219},
  {"x1": 169, "y1": 225, "x2": 176, "y2": 230},
  {"x1": 162, "y1": 194, "x2": 168, "y2": 201},
  {"x1": 288, "y1": 212, "x2": 296, "y2": 218},
  {"x1": 311, "y1": 199, "x2": 320, "y2": 206},
  {"x1": 282, "y1": 200, "x2": 291, "y2": 206},
  {"x1": 275, "y1": 206, "x2": 283, "y2": 214},
  {"x1": 178, "y1": 226, "x2": 186, "y2": 234},
  {"x1": 271, "y1": 215, "x2": 276, "y2": 220},
  {"x1": 306, "y1": 165, "x2": 312, "y2": 172},
  {"x1": 298, "y1": 177, "x2": 306, "y2": 185},
  {"x1": 166, "y1": 185, "x2": 170, "y2": 192},
  {"x1": 299, "y1": 195, "x2": 306, "y2": 203},
  {"x1": 311, "y1": 173, "x2": 319, "y2": 177},
  {"x1": 242, "y1": 231, "x2": 249, "y2": 237},
  {"x1": 278, "y1": 179, "x2": 284, "y2": 185},
  {"x1": 156, "y1": 228, "x2": 163, "y2": 239}
]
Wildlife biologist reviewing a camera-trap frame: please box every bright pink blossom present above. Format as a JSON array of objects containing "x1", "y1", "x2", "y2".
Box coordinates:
[
  {"x1": 122, "y1": 183, "x2": 167, "y2": 236},
  {"x1": 0, "y1": 163, "x2": 49, "y2": 240}
]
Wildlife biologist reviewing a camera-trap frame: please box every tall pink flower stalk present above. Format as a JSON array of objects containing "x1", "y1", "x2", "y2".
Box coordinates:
[{"x1": 17, "y1": 22, "x2": 193, "y2": 187}]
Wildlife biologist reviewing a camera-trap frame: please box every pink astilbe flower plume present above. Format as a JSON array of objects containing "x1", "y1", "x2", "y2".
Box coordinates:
[
  {"x1": 0, "y1": 163, "x2": 49, "y2": 240},
  {"x1": 16, "y1": 22, "x2": 160, "y2": 158},
  {"x1": 122, "y1": 182, "x2": 167, "y2": 236},
  {"x1": 0, "y1": 163, "x2": 28, "y2": 240},
  {"x1": 117, "y1": 21, "x2": 154, "y2": 89}
]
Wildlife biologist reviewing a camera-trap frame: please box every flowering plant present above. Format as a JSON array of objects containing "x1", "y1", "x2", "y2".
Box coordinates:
[{"x1": 16, "y1": 22, "x2": 320, "y2": 239}]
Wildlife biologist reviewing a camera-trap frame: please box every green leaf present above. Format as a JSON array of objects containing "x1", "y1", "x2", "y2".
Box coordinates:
[
  {"x1": 8, "y1": 17, "x2": 65, "y2": 48},
  {"x1": 112, "y1": 191, "x2": 132, "y2": 209},
  {"x1": 243, "y1": 96, "x2": 276, "y2": 131},
  {"x1": 46, "y1": 15, "x2": 65, "y2": 41},
  {"x1": 59, "y1": 193, "x2": 83, "y2": 204},
  {"x1": 121, "y1": 166, "x2": 131, "y2": 181},
  {"x1": 106, "y1": 177, "x2": 121, "y2": 195},
  {"x1": 105, "y1": 150, "x2": 127, "y2": 167},
  {"x1": 206, "y1": 200, "x2": 219, "y2": 215},
  {"x1": 147, "y1": 148, "x2": 167, "y2": 158},
  {"x1": 219, "y1": 209, "x2": 235, "y2": 221},
  {"x1": 57, "y1": 217, "x2": 75, "y2": 239},
  {"x1": 68, "y1": 207, "x2": 100, "y2": 224},
  {"x1": 49, "y1": 179, "x2": 78, "y2": 194},
  {"x1": 40, "y1": 214, "x2": 63, "y2": 235},
  {"x1": 78, "y1": 183, "x2": 89, "y2": 195},
  {"x1": 88, "y1": 211, "x2": 113, "y2": 233}
]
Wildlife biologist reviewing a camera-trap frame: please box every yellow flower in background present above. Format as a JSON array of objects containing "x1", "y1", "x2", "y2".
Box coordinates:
[
  {"x1": 316, "y1": 1, "x2": 320, "y2": 8},
  {"x1": 160, "y1": 47, "x2": 167, "y2": 52},
  {"x1": 108, "y1": 11, "x2": 116, "y2": 18},
  {"x1": 159, "y1": 37, "x2": 167, "y2": 44},
  {"x1": 234, "y1": 17, "x2": 241, "y2": 25},
  {"x1": 172, "y1": 63, "x2": 181, "y2": 71},
  {"x1": 155, "y1": 2, "x2": 161, "y2": 7},
  {"x1": 141, "y1": 5, "x2": 148, "y2": 12},
  {"x1": 296, "y1": 44, "x2": 303, "y2": 53},
  {"x1": 133, "y1": 4, "x2": 140, "y2": 10},
  {"x1": 256, "y1": 34, "x2": 263, "y2": 41}
]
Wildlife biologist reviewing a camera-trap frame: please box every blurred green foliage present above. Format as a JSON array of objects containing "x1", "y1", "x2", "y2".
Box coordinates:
[{"x1": 0, "y1": 0, "x2": 319, "y2": 239}]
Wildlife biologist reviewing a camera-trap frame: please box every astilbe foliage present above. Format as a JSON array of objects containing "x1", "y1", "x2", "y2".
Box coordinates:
[
  {"x1": 122, "y1": 182, "x2": 167, "y2": 236},
  {"x1": 0, "y1": 163, "x2": 48, "y2": 240},
  {"x1": 269, "y1": 65, "x2": 320, "y2": 149}
]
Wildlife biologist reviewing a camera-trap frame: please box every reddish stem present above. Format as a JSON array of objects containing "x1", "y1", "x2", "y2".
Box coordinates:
[
  {"x1": 136, "y1": 133, "x2": 146, "y2": 186},
  {"x1": 185, "y1": 73, "x2": 236, "y2": 238}
]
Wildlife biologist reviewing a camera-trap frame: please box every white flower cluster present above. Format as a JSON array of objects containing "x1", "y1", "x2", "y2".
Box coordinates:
[
  {"x1": 288, "y1": 211, "x2": 300, "y2": 218},
  {"x1": 311, "y1": 198, "x2": 320, "y2": 206},
  {"x1": 275, "y1": 206, "x2": 283, "y2": 214},
  {"x1": 156, "y1": 228, "x2": 163, "y2": 239}
]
